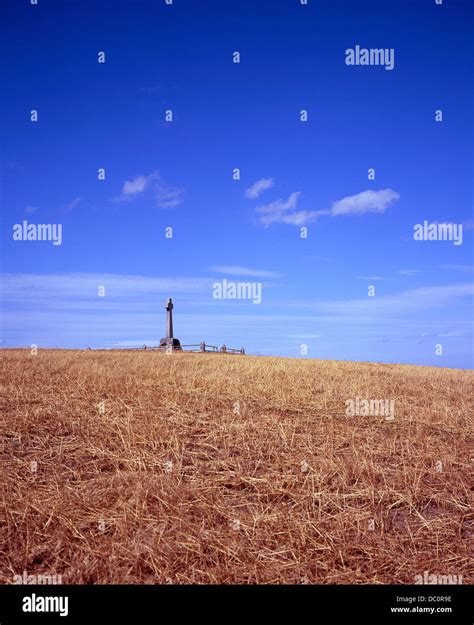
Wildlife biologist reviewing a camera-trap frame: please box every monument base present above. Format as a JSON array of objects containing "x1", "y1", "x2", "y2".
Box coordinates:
[{"x1": 159, "y1": 337, "x2": 182, "y2": 350}]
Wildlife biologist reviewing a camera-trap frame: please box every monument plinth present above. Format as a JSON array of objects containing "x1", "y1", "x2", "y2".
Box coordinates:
[{"x1": 159, "y1": 298, "x2": 181, "y2": 350}]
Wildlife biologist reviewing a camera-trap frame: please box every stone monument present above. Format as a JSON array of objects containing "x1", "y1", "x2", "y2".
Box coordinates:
[{"x1": 159, "y1": 298, "x2": 181, "y2": 350}]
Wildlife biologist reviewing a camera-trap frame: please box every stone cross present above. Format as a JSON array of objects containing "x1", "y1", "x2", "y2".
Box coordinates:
[{"x1": 166, "y1": 298, "x2": 174, "y2": 338}]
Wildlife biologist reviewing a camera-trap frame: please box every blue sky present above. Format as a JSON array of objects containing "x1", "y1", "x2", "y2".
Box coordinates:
[{"x1": 1, "y1": 0, "x2": 473, "y2": 368}]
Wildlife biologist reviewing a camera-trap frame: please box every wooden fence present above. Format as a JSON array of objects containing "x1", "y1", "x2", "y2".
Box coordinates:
[
  {"x1": 128, "y1": 342, "x2": 245, "y2": 355},
  {"x1": 182, "y1": 343, "x2": 245, "y2": 354}
]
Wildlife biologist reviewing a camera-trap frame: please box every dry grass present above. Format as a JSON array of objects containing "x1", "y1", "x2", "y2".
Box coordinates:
[{"x1": 0, "y1": 349, "x2": 472, "y2": 585}]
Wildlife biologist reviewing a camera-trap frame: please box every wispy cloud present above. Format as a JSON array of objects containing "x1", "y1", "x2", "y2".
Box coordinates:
[
  {"x1": 357, "y1": 276, "x2": 385, "y2": 281},
  {"x1": 441, "y1": 264, "x2": 473, "y2": 272},
  {"x1": 139, "y1": 84, "x2": 177, "y2": 94},
  {"x1": 155, "y1": 185, "x2": 184, "y2": 209},
  {"x1": 1, "y1": 273, "x2": 211, "y2": 302},
  {"x1": 24, "y1": 205, "x2": 39, "y2": 214},
  {"x1": 25, "y1": 196, "x2": 82, "y2": 215},
  {"x1": 413, "y1": 330, "x2": 470, "y2": 342},
  {"x1": 121, "y1": 172, "x2": 159, "y2": 197},
  {"x1": 398, "y1": 269, "x2": 423, "y2": 276},
  {"x1": 255, "y1": 188, "x2": 400, "y2": 227},
  {"x1": 245, "y1": 178, "x2": 274, "y2": 199},
  {"x1": 256, "y1": 192, "x2": 301, "y2": 216},
  {"x1": 62, "y1": 197, "x2": 82, "y2": 213},
  {"x1": 209, "y1": 265, "x2": 283, "y2": 278},
  {"x1": 314, "y1": 283, "x2": 473, "y2": 316},
  {"x1": 256, "y1": 192, "x2": 325, "y2": 226},
  {"x1": 114, "y1": 171, "x2": 183, "y2": 208},
  {"x1": 330, "y1": 189, "x2": 400, "y2": 216},
  {"x1": 302, "y1": 255, "x2": 337, "y2": 263}
]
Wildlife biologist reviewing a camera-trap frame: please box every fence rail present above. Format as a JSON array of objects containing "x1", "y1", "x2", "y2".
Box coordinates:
[
  {"x1": 183, "y1": 342, "x2": 245, "y2": 354},
  {"x1": 180, "y1": 343, "x2": 219, "y2": 352},
  {"x1": 116, "y1": 343, "x2": 245, "y2": 355}
]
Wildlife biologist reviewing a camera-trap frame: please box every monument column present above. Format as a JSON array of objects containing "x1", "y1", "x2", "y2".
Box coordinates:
[
  {"x1": 159, "y1": 297, "x2": 181, "y2": 350},
  {"x1": 166, "y1": 298, "x2": 174, "y2": 339}
]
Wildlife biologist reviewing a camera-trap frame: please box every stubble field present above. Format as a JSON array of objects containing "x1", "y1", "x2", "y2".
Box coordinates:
[{"x1": 0, "y1": 349, "x2": 472, "y2": 584}]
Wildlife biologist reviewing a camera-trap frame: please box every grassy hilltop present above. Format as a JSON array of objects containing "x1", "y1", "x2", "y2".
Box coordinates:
[{"x1": 1, "y1": 349, "x2": 472, "y2": 584}]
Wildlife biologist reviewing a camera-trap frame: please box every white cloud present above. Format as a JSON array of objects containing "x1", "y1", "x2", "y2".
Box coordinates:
[
  {"x1": 255, "y1": 192, "x2": 324, "y2": 226},
  {"x1": 245, "y1": 178, "x2": 274, "y2": 199},
  {"x1": 255, "y1": 188, "x2": 400, "y2": 227},
  {"x1": 122, "y1": 171, "x2": 159, "y2": 197},
  {"x1": 210, "y1": 265, "x2": 282, "y2": 278},
  {"x1": 357, "y1": 276, "x2": 385, "y2": 280},
  {"x1": 269, "y1": 210, "x2": 324, "y2": 226},
  {"x1": 123, "y1": 177, "x2": 146, "y2": 195},
  {"x1": 114, "y1": 171, "x2": 183, "y2": 208},
  {"x1": 256, "y1": 192, "x2": 301, "y2": 215},
  {"x1": 330, "y1": 189, "x2": 400, "y2": 216}
]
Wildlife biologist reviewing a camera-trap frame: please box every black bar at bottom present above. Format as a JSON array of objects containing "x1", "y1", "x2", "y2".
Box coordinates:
[{"x1": 0, "y1": 584, "x2": 470, "y2": 625}]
